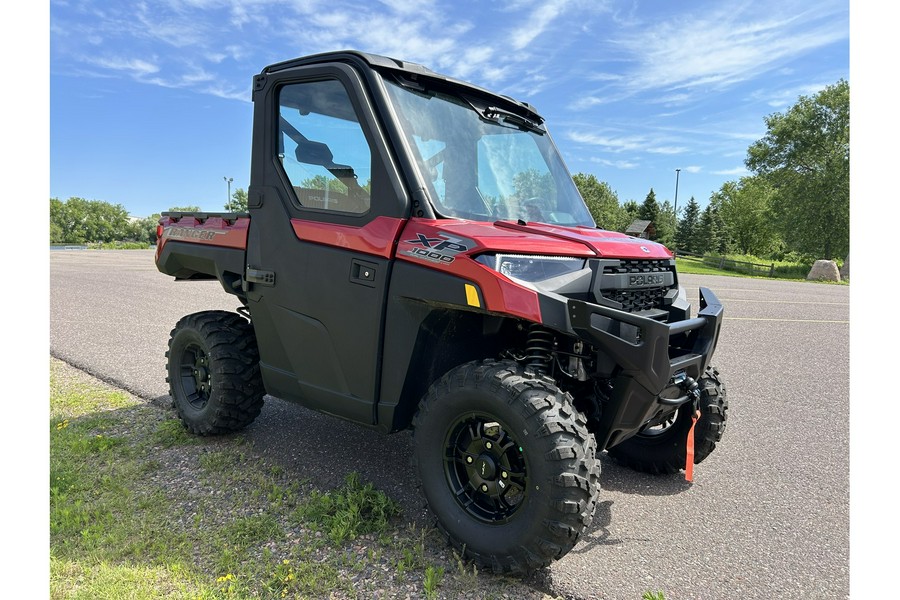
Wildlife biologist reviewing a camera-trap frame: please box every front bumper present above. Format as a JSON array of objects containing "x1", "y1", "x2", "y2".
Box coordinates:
[{"x1": 561, "y1": 287, "x2": 724, "y2": 449}]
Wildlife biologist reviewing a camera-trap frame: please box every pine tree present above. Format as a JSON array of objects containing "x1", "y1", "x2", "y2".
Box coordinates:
[
  {"x1": 638, "y1": 189, "x2": 660, "y2": 226},
  {"x1": 675, "y1": 196, "x2": 701, "y2": 254},
  {"x1": 696, "y1": 204, "x2": 729, "y2": 255}
]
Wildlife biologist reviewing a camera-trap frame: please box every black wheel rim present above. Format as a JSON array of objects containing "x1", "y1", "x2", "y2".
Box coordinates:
[
  {"x1": 178, "y1": 343, "x2": 212, "y2": 410},
  {"x1": 443, "y1": 414, "x2": 528, "y2": 523}
]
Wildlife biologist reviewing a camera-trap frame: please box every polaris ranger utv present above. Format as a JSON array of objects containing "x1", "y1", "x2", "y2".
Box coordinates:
[{"x1": 155, "y1": 50, "x2": 727, "y2": 574}]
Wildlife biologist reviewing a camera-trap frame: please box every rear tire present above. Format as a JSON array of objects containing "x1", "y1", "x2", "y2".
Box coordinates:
[
  {"x1": 606, "y1": 367, "x2": 727, "y2": 475},
  {"x1": 166, "y1": 310, "x2": 265, "y2": 435},
  {"x1": 412, "y1": 359, "x2": 600, "y2": 574}
]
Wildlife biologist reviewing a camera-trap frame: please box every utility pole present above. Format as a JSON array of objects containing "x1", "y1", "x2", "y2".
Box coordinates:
[
  {"x1": 673, "y1": 168, "x2": 681, "y2": 249},
  {"x1": 673, "y1": 168, "x2": 681, "y2": 219},
  {"x1": 224, "y1": 176, "x2": 233, "y2": 207}
]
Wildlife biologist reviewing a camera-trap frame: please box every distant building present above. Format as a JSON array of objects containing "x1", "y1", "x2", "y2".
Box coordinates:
[{"x1": 625, "y1": 219, "x2": 655, "y2": 239}]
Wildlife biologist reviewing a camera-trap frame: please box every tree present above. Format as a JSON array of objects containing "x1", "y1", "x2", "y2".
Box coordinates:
[
  {"x1": 745, "y1": 79, "x2": 849, "y2": 259},
  {"x1": 655, "y1": 200, "x2": 676, "y2": 248},
  {"x1": 125, "y1": 214, "x2": 161, "y2": 244},
  {"x1": 710, "y1": 177, "x2": 780, "y2": 256},
  {"x1": 675, "y1": 196, "x2": 701, "y2": 254},
  {"x1": 300, "y1": 175, "x2": 348, "y2": 195},
  {"x1": 638, "y1": 189, "x2": 660, "y2": 227},
  {"x1": 696, "y1": 203, "x2": 729, "y2": 255},
  {"x1": 622, "y1": 200, "x2": 640, "y2": 227},
  {"x1": 513, "y1": 168, "x2": 554, "y2": 202},
  {"x1": 168, "y1": 205, "x2": 202, "y2": 212},
  {"x1": 572, "y1": 173, "x2": 627, "y2": 231},
  {"x1": 224, "y1": 188, "x2": 249, "y2": 212},
  {"x1": 49, "y1": 197, "x2": 130, "y2": 244}
]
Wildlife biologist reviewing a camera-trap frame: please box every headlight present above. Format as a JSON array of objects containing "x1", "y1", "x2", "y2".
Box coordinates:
[{"x1": 476, "y1": 254, "x2": 586, "y2": 282}]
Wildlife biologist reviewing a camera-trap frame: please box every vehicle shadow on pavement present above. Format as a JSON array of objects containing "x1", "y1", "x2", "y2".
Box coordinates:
[{"x1": 597, "y1": 453, "x2": 693, "y2": 497}]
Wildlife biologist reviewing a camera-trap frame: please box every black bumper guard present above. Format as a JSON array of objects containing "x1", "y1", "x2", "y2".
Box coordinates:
[{"x1": 567, "y1": 287, "x2": 724, "y2": 449}]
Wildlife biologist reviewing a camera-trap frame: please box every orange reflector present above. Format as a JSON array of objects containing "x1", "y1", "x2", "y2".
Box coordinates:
[
  {"x1": 685, "y1": 410, "x2": 700, "y2": 482},
  {"x1": 464, "y1": 283, "x2": 481, "y2": 308}
]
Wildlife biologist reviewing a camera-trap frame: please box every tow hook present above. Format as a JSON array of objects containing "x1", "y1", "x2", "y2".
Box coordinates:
[
  {"x1": 660, "y1": 372, "x2": 701, "y2": 406},
  {"x1": 677, "y1": 373, "x2": 701, "y2": 402}
]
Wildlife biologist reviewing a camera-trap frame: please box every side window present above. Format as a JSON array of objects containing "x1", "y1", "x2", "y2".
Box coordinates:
[{"x1": 278, "y1": 79, "x2": 372, "y2": 214}]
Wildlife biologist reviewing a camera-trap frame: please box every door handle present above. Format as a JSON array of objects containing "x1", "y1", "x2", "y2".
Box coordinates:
[{"x1": 350, "y1": 259, "x2": 377, "y2": 287}]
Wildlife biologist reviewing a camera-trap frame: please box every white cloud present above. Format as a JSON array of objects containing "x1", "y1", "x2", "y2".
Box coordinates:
[
  {"x1": 608, "y1": 1, "x2": 848, "y2": 96},
  {"x1": 713, "y1": 166, "x2": 750, "y2": 176},
  {"x1": 87, "y1": 56, "x2": 160, "y2": 76},
  {"x1": 568, "y1": 131, "x2": 647, "y2": 152},
  {"x1": 589, "y1": 157, "x2": 639, "y2": 169},
  {"x1": 509, "y1": 0, "x2": 568, "y2": 50},
  {"x1": 647, "y1": 146, "x2": 688, "y2": 155}
]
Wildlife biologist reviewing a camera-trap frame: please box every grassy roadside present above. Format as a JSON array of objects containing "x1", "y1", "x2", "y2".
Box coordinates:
[
  {"x1": 49, "y1": 358, "x2": 552, "y2": 600},
  {"x1": 675, "y1": 256, "x2": 849, "y2": 284}
]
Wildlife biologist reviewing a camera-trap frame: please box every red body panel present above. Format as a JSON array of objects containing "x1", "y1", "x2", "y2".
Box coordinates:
[
  {"x1": 156, "y1": 215, "x2": 249, "y2": 262},
  {"x1": 290, "y1": 216, "x2": 406, "y2": 259}
]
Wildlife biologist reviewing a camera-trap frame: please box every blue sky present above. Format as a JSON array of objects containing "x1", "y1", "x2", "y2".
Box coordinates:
[{"x1": 48, "y1": 0, "x2": 850, "y2": 219}]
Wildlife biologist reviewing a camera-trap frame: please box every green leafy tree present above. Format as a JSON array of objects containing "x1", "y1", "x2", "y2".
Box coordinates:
[
  {"x1": 745, "y1": 79, "x2": 849, "y2": 259},
  {"x1": 572, "y1": 173, "x2": 627, "y2": 230},
  {"x1": 50, "y1": 198, "x2": 68, "y2": 243},
  {"x1": 675, "y1": 196, "x2": 701, "y2": 254},
  {"x1": 49, "y1": 197, "x2": 131, "y2": 244},
  {"x1": 711, "y1": 177, "x2": 780, "y2": 256},
  {"x1": 513, "y1": 168, "x2": 554, "y2": 202},
  {"x1": 300, "y1": 175, "x2": 349, "y2": 195},
  {"x1": 224, "y1": 188, "x2": 249, "y2": 212},
  {"x1": 168, "y1": 205, "x2": 202, "y2": 212},
  {"x1": 125, "y1": 214, "x2": 161, "y2": 244}
]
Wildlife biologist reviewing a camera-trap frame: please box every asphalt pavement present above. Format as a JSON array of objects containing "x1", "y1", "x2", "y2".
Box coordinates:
[{"x1": 49, "y1": 250, "x2": 850, "y2": 599}]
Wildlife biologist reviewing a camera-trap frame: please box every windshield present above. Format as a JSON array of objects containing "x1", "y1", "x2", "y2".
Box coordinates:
[{"x1": 384, "y1": 79, "x2": 595, "y2": 227}]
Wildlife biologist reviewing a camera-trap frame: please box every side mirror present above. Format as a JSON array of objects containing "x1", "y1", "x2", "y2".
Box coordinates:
[{"x1": 295, "y1": 139, "x2": 335, "y2": 167}]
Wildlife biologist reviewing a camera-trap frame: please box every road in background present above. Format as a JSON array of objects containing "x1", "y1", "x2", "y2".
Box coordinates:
[{"x1": 50, "y1": 250, "x2": 849, "y2": 599}]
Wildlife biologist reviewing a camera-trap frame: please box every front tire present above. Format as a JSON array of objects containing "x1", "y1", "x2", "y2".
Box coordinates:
[
  {"x1": 606, "y1": 367, "x2": 727, "y2": 475},
  {"x1": 412, "y1": 360, "x2": 600, "y2": 574},
  {"x1": 166, "y1": 310, "x2": 265, "y2": 435}
]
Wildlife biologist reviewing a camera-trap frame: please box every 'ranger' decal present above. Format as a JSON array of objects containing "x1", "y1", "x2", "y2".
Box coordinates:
[{"x1": 164, "y1": 227, "x2": 226, "y2": 242}]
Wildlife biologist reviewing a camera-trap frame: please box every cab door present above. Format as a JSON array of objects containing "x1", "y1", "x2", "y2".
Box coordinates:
[{"x1": 244, "y1": 63, "x2": 409, "y2": 425}]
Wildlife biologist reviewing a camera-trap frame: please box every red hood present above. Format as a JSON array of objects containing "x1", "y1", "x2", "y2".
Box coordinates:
[
  {"x1": 402, "y1": 218, "x2": 673, "y2": 260},
  {"x1": 491, "y1": 221, "x2": 673, "y2": 259}
]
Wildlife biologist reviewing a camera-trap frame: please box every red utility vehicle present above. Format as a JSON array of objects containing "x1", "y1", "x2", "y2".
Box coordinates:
[{"x1": 156, "y1": 50, "x2": 728, "y2": 574}]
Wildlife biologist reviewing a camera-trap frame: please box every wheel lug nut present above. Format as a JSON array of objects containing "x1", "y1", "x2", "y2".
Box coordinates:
[
  {"x1": 481, "y1": 484, "x2": 488, "y2": 492},
  {"x1": 501, "y1": 471, "x2": 508, "y2": 479},
  {"x1": 466, "y1": 456, "x2": 473, "y2": 464},
  {"x1": 485, "y1": 442, "x2": 492, "y2": 449}
]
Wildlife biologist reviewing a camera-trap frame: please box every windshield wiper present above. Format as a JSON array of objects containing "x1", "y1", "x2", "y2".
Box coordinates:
[
  {"x1": 483, "y1": 106, "x2": 544, "y2": 134},
  {"x1": 455, "y1": 94, "x2": 544, "y2": 134}
]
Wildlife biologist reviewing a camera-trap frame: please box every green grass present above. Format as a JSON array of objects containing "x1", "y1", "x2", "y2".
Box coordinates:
[
  {"x1": 292, "y1": 472, "x2": 400, "y2": 544},
  {"x1": 50, "y1": 358, "x2": 562, "y2": 599},
  {"x1": 676, "y1": 254, "x2": 848, "y2": 284},
  {"x1": 49, "y1": 359, "x2": 408, "y2": 598}
]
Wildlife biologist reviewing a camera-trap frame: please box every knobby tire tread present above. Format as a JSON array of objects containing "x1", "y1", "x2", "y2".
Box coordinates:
[
  {"x1": 166, "y1": 310, "x2": 265, "y2": 435},
  {"x1": 411, "y1": 359, "x2": 601, "y2": 575}
]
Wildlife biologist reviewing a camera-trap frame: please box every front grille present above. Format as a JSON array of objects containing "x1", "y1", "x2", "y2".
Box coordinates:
[{"x1": 596, "y1": 259, "x2": 677, "y2": 313}]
